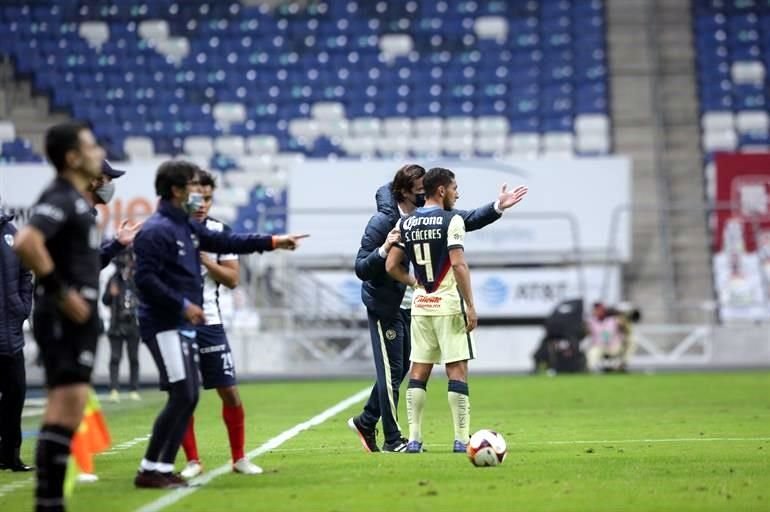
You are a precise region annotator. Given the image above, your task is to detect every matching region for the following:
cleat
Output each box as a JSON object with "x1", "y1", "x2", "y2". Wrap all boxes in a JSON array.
[
  {"x1": 129, "y1": 391, "x2": 142, "y2": 401},
  {"x1": 453, "y1": 440, "x2": 467, "y2": 453},
  {"x1": 347, "y1": 416, "x2": 379, "y2": 453},
  {"x1": 382, "y1": 437, "x2": 409, "y2": 453},
  {"x1": 77, "y1": 473, "x2": 99, "y2": 483},
  {"x1": 134, "y1": 470, "x2": 187, "y2": 489},
  {"x1": 109, "y1": 389, "x2": 120, "y2": 403},
  {"x1": 406, "y1": 441, "x2": 423, "y2": 453},
  {"x1": 180, "y1": 460, "x2": 203, "y2": 479},
  {"x1": 233, "y1": 458, "x2": 263, "y2": 475}
]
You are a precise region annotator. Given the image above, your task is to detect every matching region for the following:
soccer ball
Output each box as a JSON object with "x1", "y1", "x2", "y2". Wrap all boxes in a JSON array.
[{"x1": 466, "y1": 429, "x2": 507, "y2": 467}]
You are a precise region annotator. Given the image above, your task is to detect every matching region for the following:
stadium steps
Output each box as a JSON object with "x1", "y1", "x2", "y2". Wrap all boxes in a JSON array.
[
  {"x1": 607, "y1": 0, "x2": 713, "y2": 324},
  {"x1": 0, "y1": 56, "x2": 70, "y2": 154}
]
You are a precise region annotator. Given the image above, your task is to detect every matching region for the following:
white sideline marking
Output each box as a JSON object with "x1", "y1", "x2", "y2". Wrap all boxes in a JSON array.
[
  {"x1": 263, "y1": 436, "x2": 770, "y2": 454},
  {"x1": 100, "y1": 435, "x2": 152, "y2": 456},
  {"x1": 135, "y1": 387, "x2": 371, "y2": 512},
  {"x1": 0, "y1": 477, "x2": 33, "y2": 498}
]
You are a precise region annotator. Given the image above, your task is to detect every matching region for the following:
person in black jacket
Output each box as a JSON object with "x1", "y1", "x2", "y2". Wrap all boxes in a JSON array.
[
  {"x1": 101, "y1": 250, "x2": 140, "y2": 401},
  {"x1": 0, "y1": 205, "x2": 34, "y2": 471},
  {"x1": 347, "y1": 164, "x2": 527, "y2": 452}
]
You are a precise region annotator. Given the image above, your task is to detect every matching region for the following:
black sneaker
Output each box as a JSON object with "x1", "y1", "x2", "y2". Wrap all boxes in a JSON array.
[
  {"x1": 382, "y1": 437, "x2": 409, "y2": 453},
  {"x1": 0, "y1": 459, "x2": 33, "y2": 472},
  {"x1": 134, "y1": 470, "x2": 187, "y2": 489},
  {"x1": 347, "y1": 416, "x2": 379, "y2": 452}
]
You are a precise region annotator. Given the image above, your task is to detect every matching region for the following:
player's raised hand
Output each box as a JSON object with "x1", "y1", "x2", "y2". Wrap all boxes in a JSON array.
[
  {"x1": 59, "y1": 289, "x2": 92, "y2": 324},
  {"x1": 273, "y1": 233, "x2": 310, "y2": 250},
  {"x1": 116, "y1": 219, "x2": 143, "y2": 246},
  {"x1": 497, "y1": 184, "x2": 529, "y2": 211}
]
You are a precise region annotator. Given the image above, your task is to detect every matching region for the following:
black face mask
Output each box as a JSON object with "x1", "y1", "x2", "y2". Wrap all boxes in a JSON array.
[{"x1": 413, "y1": 193, "x2": 426, "y2": 207}]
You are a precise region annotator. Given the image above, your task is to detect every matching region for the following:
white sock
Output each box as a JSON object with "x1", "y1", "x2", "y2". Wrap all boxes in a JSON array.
[
  {"x1": 140, "y1": 459, "x2": 158, "y2": 472},
  {"x1": 406, "y1": 386, "x2": 427, "y2": 443}
]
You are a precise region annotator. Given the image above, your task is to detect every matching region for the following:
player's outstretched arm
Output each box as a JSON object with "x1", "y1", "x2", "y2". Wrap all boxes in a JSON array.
[
  {"x1": 272, "y1": 233, "x2": 309, "y2": 250},
  {"x1": 458, "y1": 183, "x2": 528, "y2": 233},
  {"x1": 449, "y1": 247, "x2": 477, "y2": 333}
]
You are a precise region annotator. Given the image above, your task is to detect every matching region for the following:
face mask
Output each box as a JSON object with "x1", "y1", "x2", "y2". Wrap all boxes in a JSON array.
[
  {"x1": 94, "y1": 181, "x2": 116, "y2": 204},
  {"x1": 413, "y1": 193, "x2": 426, "y2": 207},
  {"x1": 185, "y1": 192, "x2": 204, "y2": 214}
]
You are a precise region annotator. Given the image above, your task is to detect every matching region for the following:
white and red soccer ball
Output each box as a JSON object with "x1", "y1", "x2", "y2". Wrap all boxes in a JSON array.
[{"x1": 466, "y1": 429, "x2": 507, "y2": 467}]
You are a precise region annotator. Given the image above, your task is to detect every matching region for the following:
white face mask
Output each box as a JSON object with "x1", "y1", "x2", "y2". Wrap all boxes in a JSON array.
[
  {"x1": 185, "y1": 192, "x2": 204, "y2": 214},
  {"x1": 94, "y1": 181, "x2": 116, "y2": 204}
]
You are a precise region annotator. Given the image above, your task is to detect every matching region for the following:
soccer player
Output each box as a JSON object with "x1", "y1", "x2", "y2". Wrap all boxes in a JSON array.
[
  {"x1": 133, "y1": 160, "x2": 306, "y2": 489},
  {"x1": 386, "y1": 167, "x2": 477, "y2": 454},
  {"x1": 179, "y1": 170, "x2": 261, "y2": 477},
  {"x1": 14, "y1": 122, "x2": 106, "y2": 511},
  {"x1": 348, "y1": 164, "x2": 527, "y2": 452}
]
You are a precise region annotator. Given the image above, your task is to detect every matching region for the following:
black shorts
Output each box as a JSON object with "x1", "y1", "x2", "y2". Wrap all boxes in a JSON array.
[
  {"x1": 197, "y1": 324, "x2": 236, "y2": 389},
  {"x1": 142, "y1": 328, "x2": 200, "y2": 392},
  {"x1": 33, "y1": 305, "x2": 100, "y2": 388}
]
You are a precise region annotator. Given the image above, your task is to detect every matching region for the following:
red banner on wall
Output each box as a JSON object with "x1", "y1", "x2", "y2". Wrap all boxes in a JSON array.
[
  {"x1": 713, "y1": 153, "x2": 770, "y2": 321},
  {"x1": 714, "y1": 153, "x2": 770, "y2": 252}
]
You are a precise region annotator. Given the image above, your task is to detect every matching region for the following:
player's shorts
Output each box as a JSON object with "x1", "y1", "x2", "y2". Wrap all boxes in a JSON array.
[
  {"x1": 196, "y1": 324, "x2": 236, "y2": 389},
  {"x1": 33, "y1": 303, "x2": 100, "y2": 388},
  {"x1": 409, "y1": 313, "x2": 476, "y2": 365},
  {"x1": 142, "y1": 328, "x2": 200, "y2": 392}
]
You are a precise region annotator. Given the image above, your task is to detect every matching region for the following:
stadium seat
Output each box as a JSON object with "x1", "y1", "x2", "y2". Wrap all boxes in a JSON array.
[
  {"x1": 735, "y1": 110, "x2": 769, "y2": 133},
  {"x1": 0, "y1": 121, "x2": 15, "y2": 143},
  {"x1": 701, "y1": 111, "x2": 735, "y2": 132},
  {"x1": 383, "y1": 117, "x2": 413, "y2": 137},
  {"x1": 137, "y1": 20, "x2": 169, "y2": 44},
  {"x1": 184, "y1": 136, "x2": 215, "y2": 159},
  {"x1": 413, "y1": 117, "x2": 444, "y2": 137},
  {"x1": 473, "y1": 16, "x2": 508, "y2": 42},
  {"x1": 123, "y1": 136, "x2": 155, "y2": 159},
  {"x1": 247, "y1": 135, "x2": 279, "y2": 155},
  {"x1": 214, "y1": 135, "x2": 246, "y2": 159},
  {"x1": 702, "y1": 129, "x2": 738, "y2": 152},
  {"x1": 78, "y1": 21, "x2": 109, "y2": 48}
]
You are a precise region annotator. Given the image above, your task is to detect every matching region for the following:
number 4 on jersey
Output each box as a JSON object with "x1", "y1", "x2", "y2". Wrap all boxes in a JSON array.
[{"x1": 414, "y1": 242, "x2": 434, "y2": 282}]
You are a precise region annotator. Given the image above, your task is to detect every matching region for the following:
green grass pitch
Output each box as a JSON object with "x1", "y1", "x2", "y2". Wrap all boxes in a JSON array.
[{"x1": 1, "y1": 371, "x2": 768, "y2": 511}]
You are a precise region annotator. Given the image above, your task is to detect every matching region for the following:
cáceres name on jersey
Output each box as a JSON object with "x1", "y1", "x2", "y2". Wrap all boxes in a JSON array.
[
  {"x1": 27, "y1": 177, "x2": 101, "y2": 308},
  {"x1": 395, "y1": 205, "x2": 466, "y2": 316}
]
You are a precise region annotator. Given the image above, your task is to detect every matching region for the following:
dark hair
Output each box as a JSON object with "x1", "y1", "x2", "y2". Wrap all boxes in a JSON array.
[
  {"x1": 423, "y1": 167, "x2": 455, "y2": 197},
  {"x1": 45, "y1": 121, "x2": 89, "y2": 173},
  {"x1": 198, "y1": 169, "x2": 217, "y2": 189},
  {"x1": 155, "y1": 160, "x2": 200, "y2": 199},
  {"x1": 391, "y1": 164, "x2": 426, "y2": 201}
]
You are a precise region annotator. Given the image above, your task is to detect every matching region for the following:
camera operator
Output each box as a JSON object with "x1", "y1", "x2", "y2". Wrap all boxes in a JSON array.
[{"x1": 585, "y1": 302, "x2": 639, "y2": 372}]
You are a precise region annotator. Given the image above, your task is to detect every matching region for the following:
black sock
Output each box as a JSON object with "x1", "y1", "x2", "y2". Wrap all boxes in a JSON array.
[
  {"x1": 408, "y1": 378, "x2": 427, "y2": 390},
  {"x1": 35, "y1": 424, "x2": 74, "y2": 512}
]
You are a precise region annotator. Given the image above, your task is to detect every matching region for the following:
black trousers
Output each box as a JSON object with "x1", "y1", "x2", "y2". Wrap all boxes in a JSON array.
[
  {"x1": 0, "y1": 350, "x2": 26, "y2": 463},
  {"x1": 108, "y1": 331, "x2": 140, "y2": 391},
  {"x1": 359, "y1": 308, "x2": 411, "y2": 444}
]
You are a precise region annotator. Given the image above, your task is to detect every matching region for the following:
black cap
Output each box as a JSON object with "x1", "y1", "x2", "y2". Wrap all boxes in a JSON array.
[{"x1": 102, "y1": 160, "x2": 126, "y2": 179}]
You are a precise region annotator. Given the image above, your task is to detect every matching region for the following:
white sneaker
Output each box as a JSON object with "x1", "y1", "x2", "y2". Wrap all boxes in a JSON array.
[
  {"x1": 109, "y1": 389, "x2": 120, "y2": 403},
  {"x1": 77, "y1": 473, "x2": 99, "y2": 483},
  {"x1": 129, "y1": 391, "x2": 141, "y2": 401},
  {"x1": 180, "y1": 460, "x2": 203, "y2": 479},
  {"x1": 232, "y1": 458, "x2": 263, "y2": 475}
]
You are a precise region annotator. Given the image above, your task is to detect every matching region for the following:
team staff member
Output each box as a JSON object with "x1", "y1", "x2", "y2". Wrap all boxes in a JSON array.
[
  {"x1": 133, "y1": 161, "x2": 307, "y2": 489},
  {"x1": 14, "y1": 121, "x2": 106, "y2": 512},
  {"x1": 348, "y1": 164, "x2": 527, "y2": 452},
  {"x1": 0, "y1": 203, "x2": 33, "y2": 472}
]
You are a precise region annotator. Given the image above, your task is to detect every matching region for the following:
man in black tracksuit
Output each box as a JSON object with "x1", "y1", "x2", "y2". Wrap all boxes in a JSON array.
[
  {"x1": 0, "y1": 206, "x2": 34, "y2": 471},
  {"x1": 133, "y1": 161, "x2": 307, "y2": 488},
  {"x1": 347, "y1": 164, "x2": 527, "y2": 452}
]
